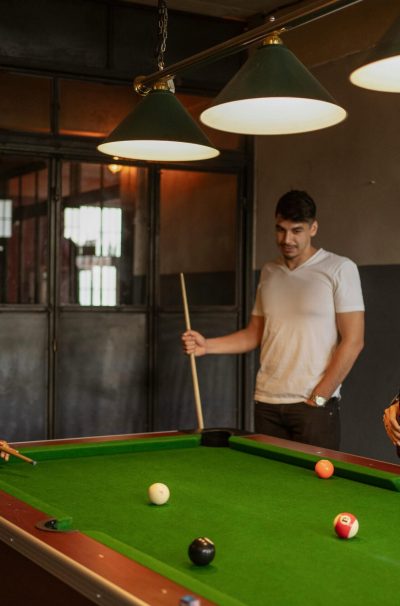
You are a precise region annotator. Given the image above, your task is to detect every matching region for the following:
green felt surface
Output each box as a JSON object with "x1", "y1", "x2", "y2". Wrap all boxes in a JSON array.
[
  {"x1": 1, "y1": 435, "x2": 400, "y2": 606},
  {"x1": 231, "y1": 436, "x2": 400, "y2": 491}
]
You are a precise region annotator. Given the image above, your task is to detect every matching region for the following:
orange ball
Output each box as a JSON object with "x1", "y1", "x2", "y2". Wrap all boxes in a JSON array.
[{"x1": 315, "y1": 459, "x2": 334, "y2": 479}]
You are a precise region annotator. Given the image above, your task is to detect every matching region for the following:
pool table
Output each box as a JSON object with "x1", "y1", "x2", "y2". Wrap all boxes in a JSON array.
[{"x1": 1, "y1": 430, "x2": 400, "y2": 606}]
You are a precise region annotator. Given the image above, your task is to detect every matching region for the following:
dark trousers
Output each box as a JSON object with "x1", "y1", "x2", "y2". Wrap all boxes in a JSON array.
[{"x1": 254, "y1": 399, "x2": 341, "y2": 450}]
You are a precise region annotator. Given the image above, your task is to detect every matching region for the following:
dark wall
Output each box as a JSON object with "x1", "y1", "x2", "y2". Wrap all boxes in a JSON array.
[
  {"x1": 0, "y1": 0, "x2": 245, "y2": 91},
  {"x1": 0, "y1": 312, "x2": 47, "y2": 441},
  {"x1": 155, "y1": 313, "x2": 241, "y2": 431},
  {"x1": 340, "y1": 265, "x2": 400, "y2": 464},
  {"x1": 55, "y1": 312, "x2": 148, "y2": 438},
  {"x1": 0, "y1": 0, "x2": 250, "y2": 444},
  {"x1": 2, "y1": 0, "x2": 398, "y2": 466},
  {"x1": 254, "y1": 23, "x2": 400, "y2": 463}
]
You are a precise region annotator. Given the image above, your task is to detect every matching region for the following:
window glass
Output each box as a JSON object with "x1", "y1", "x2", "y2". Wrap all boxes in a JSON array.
[
  {"x1": 60, "y1": 162, "x2": 148, "y2": 306},
  {"x1": 159, "y1": 170, "x2": 237, "y2": 306},
  {"x1": 0, "y1": 72, "x2": 243, "y2": 150},
  {"x1": 0, "y1": 72, "x2": 51, "y2": 133},
  {"x1": 59, "y1": 80, "x2": 134, "y2": 138},
  {"x1": 0, "y1": 155, "x2": 48, "y2": 304},
  {"x1": 0, "y1": 199, "x2": 12, "y2": 238}
]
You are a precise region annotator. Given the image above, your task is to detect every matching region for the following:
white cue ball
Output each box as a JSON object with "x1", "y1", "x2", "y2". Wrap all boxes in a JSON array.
[{"x1": 148, "y1": 482, "x2": 170, "y2": 505}]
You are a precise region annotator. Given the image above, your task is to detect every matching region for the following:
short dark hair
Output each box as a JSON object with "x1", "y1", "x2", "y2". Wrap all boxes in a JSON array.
[{"x1": 275, "y1": 190, "x2": 316, "y2": 223}]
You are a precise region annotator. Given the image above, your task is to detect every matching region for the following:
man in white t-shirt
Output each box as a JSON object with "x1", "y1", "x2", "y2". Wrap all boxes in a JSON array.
[{"x1": 182, "y1": 190, "x2": 365, "y2": 449}]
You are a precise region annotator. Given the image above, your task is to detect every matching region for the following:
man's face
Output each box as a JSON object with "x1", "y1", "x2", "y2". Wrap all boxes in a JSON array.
[{"x1": 275, "y1": 215, "x2": 318, "y2": 264}]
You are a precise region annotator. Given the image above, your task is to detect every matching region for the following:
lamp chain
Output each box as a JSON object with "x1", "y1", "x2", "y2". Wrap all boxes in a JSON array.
[{"x1": 156, "y1": 0, "x2": 168, "y2": 70}]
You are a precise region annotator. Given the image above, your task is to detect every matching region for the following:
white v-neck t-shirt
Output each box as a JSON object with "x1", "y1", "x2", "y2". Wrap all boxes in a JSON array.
[{"x1": 252, "y1": 249, "x2": 364, "y2": 404}]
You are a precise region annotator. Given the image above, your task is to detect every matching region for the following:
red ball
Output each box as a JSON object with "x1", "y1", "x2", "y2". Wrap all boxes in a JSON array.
[
  {"x1": 315, "y1": 459, "x2": 334, "y2": 479},
  {"x1": 334, "y1": 512, "x2": 359, "y2": 539}
]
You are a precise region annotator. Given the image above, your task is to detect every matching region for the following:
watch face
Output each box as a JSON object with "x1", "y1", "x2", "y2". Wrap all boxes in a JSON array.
[{"x1": 314, "y1": 395, "x2": 327, "y2": 407}]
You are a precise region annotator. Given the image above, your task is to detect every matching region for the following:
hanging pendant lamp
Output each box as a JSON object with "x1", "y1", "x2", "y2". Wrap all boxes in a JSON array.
[
  {"x1": 350, "y1": 16, "x2": 400, "y2": 92},
  {"x1": 98, "y1": 81, "x2": 219, "y2": 162},
  {"x1": 200, "y1": 34, "x2": 347, "y2": 135},
  {"x1": 98, "y1": 0, "x2": 219, "y2": 162}
]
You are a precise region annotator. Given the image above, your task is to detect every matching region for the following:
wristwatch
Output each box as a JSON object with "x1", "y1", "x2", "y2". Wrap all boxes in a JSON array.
[{"x1": 310, "y1": 394, "x2": 328, "y2": 407}]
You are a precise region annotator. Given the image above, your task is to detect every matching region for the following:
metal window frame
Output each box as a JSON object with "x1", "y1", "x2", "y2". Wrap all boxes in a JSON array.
[{"x1": 0, "y1": 61, "x2": 254, "y2": 438}]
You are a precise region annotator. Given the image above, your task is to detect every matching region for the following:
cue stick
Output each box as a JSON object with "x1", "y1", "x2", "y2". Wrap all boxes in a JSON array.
[
  {"x1": 180, "y1": 273, "x2": 205, "y2": 431},
  {"x1": 0, "y1": 441, "x2": 37, "y2": 465}
]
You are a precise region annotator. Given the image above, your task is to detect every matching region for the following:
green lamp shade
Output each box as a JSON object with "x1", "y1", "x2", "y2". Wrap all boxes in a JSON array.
[
  {"x1": 98, "y1": 89, "x2": 219, "y2": 161},
  {"x1": 350, "y1": 17, "x2": 400, "y2": 92},
  {"x1": 200, "y1": 43, "x2": 347, "y2": 135}
]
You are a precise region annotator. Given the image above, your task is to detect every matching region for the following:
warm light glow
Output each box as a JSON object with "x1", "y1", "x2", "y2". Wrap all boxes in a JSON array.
[
  {"x1": 107, "y1": 164, "x2": 123, "y2": 174},
  {"x1": 350, "y1": 55, "x2": 400, "y2": 92},
  {"x1": 98, "y1": 140, "x2": 220, "y2": 161},
  {"x1": 200, "y1": 97, "x2": 347, "y2": 135}
]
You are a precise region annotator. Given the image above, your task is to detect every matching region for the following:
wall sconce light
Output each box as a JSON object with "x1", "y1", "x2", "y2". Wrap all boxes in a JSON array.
[
  {"x1": 350, "y1": 16, "x2": 400, "y2": 92},
  {"x1": 98, "y1": 1, "x2": 219, "y2": 162},
  {"x1": 200, "y1": 33, "x2": 347, "y2": 135},
  {"x1": 107, "y1": 163, "x2": 123, "y2": 174}
]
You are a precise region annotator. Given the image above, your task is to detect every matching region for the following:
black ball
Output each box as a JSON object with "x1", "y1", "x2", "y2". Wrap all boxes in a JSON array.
[{"x1": 188, "y1": 537, "x2": 215, "y2": 566}]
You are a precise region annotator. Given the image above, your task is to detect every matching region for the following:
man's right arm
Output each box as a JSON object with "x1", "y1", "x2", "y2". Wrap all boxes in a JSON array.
[{"x1": 181, "y1": 314, "x2": 265, "y2": 357}]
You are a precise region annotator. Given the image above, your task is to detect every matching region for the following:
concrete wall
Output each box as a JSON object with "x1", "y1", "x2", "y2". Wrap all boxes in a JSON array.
[
  {"x1": 254, "y1": 52, "x2": 400, "y2": 267},
  {"x1": 253, "y1": 0, "x2": 400, "y2": 462}
]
